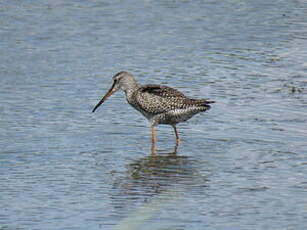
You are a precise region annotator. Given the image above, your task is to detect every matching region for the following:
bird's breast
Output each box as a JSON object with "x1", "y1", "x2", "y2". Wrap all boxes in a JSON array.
[{"x1": 125, "y1": 92, "x2": 154, "y2": 121}]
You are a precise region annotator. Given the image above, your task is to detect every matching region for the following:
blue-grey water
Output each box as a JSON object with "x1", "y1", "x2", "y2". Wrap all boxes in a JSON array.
[{"x1": 1, "y1": 0, "x2": 307, "y2": 229}]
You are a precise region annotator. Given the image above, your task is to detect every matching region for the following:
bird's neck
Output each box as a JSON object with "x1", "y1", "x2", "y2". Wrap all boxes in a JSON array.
[
  {"x1": 124, "y1": 86, "x2": 137, "y2": 98},
  {"x1": 121, "y1": 82, "x2": 137, "y2": 98}
]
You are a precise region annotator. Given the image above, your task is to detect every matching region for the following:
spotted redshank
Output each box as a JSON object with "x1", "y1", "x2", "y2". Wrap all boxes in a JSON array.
[{"x1": 92, "y1": 71, "x2": 214, "y2": 152}]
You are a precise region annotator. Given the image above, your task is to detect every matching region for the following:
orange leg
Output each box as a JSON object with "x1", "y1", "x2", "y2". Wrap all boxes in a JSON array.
[
  {"x1": 151, "y1": 126, "x2": 157, "y2": 155},
  {"x1": 173, "y1": 125, "x2": 181, "y2": 145}
]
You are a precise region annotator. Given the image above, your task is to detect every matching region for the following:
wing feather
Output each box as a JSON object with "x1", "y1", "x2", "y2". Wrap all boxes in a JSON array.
[{"x1": 135, "y1": 84, "x2": 211, "y2": 114}]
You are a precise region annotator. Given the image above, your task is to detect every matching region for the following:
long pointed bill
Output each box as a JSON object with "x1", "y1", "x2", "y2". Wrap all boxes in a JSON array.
[{"x1": 92, "y1": 81, "x2": 117, "y2": 113}]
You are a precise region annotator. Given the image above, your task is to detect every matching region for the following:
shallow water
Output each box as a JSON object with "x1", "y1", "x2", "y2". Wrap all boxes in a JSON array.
[{"x1": 1, "y1": 0, "x2": 307, "y2": 229}]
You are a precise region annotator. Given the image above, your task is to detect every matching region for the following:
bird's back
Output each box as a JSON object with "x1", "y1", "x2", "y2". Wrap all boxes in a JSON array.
[{"x1": 128, "y1": 84, "x2": 214, "y2": 125}]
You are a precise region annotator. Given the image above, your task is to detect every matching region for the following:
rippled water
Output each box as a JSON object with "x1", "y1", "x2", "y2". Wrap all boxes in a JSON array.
[{"x1": 1, "y1": 0, "x2": 307, "y2": 229}]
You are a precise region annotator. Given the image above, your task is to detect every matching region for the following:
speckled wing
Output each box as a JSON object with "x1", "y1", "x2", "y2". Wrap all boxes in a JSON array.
[
  {"x1": 141, "y1": 84, "x2": 186, "y2": 98},
  {"x1": 135, "y1": 84, "x2": 212, "y2": 114}
]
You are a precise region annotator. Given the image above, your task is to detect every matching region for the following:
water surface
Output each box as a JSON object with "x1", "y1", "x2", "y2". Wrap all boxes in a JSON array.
[{"x1": 1, "y1": 0, "x2": 307, "y2": 229}]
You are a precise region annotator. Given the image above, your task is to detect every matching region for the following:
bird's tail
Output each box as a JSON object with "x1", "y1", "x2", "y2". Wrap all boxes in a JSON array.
[
  {"x1": 199, "y1": 99, "x2": 215, "y2": 111},
  {"x1": 205, "y1": 100, "x2": 215, "y2": 104},
  {"x1": 189, "y1": 99, "x2": 215, "y2": 111}
]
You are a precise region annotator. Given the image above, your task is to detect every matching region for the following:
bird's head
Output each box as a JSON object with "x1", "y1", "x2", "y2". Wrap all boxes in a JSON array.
[{"x1": 92, "y1": 71, "x2": 137, "y2": 113}]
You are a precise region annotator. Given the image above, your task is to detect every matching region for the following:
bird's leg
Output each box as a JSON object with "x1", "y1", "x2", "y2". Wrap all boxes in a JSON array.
[
  {"x1": 151, "y1": 126, "x2": 157, "y2": 144},
  {"x1": 172, "y1": 125, "x2": 181, "y2": 145},
  {"x1": 151, "y1": 126, "x2": 157, "y2": 155}
]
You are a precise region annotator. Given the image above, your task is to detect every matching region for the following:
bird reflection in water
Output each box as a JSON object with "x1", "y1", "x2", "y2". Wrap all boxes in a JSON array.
[
  {"x1": 109, "y1": 145, "x2": 209, "y2": 209},
  {"x1": 128, "y1": 146, "x2": 189, "y2": 186},
  {"x1": 109, "y1": 146, "x2": 209, "y2": 229}
]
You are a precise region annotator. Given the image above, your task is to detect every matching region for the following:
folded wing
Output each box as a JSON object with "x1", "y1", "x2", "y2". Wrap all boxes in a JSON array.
[{"x1": 135, "y1": 84, "x2": 214, "y2": 114}]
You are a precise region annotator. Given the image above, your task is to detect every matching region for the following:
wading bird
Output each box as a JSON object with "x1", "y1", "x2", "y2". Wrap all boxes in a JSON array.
[{"x1": 92, "y1": 71, "x2": 214, "y2": 153}]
